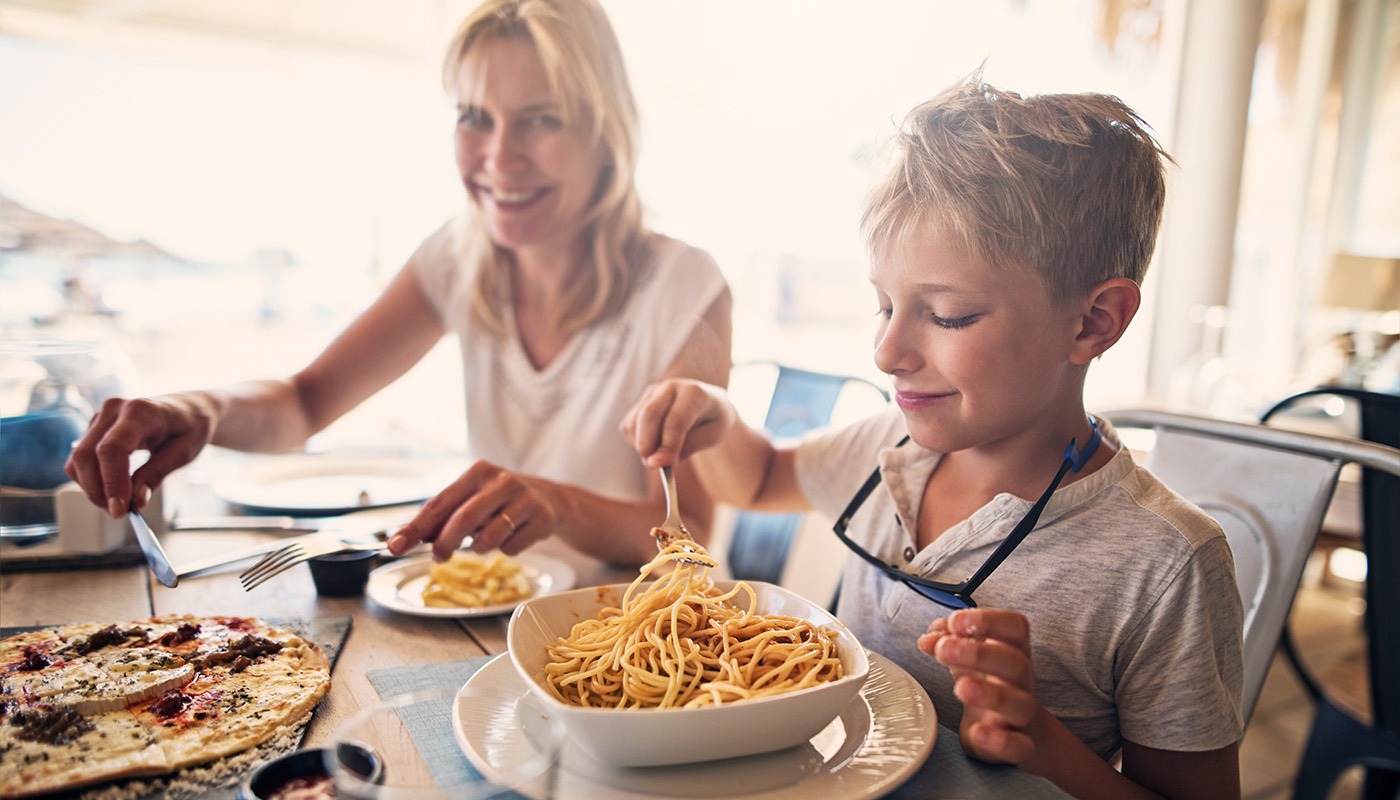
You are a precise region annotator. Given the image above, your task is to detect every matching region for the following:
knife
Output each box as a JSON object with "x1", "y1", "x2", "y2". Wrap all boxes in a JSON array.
[
  {"x1": 170, "y1": 505, "x2": 419, "y2": 536},
  {"x1": 128, "y1": 507, "x2": 179, "y2": 588},
  {"x1": 169, "y1": 515, "x2": 327, "y2": 533}
]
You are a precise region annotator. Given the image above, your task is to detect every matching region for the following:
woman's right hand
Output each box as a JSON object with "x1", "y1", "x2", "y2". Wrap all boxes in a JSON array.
[
  {"x1": 64, "y1": 393, "x2": 219, "y2": 517},
  {"x1": 386, "y1": 460, "x2": 559, "y2": 562},
  {"x1": 621, "y1": 379, "x2": 735, "y2": 468}
]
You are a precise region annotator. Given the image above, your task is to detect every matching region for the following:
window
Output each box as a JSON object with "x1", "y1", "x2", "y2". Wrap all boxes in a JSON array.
[{"x1": 0, "y1": 1, "x2": 1216, "y2": 448}]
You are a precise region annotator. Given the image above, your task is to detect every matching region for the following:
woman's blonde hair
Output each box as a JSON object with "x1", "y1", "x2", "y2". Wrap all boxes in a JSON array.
[
  {"x1": 444, "y1": 0, "x2": 647, "y2": 335},
  {"x1": 861, "y1": 69, "x2": 1172, "y2": 308}
]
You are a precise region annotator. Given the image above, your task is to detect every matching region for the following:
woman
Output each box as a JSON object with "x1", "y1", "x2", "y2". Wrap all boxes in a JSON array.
[{"x1": 64, "y1": 0, "x2": 732, "y2": 567}]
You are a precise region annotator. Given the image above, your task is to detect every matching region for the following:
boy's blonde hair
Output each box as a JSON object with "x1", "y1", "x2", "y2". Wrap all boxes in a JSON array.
[
  {"x1": 444, "y1": 0, "x2": 646, "y2": 336},
  {"x1": 862, "y1": 70, "x2": 1172, "y2": 308}
]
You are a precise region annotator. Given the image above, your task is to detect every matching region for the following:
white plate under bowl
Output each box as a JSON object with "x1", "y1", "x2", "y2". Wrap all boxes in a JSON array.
[
  {"x1": 211, "y1": 454, "x2": 465, "y2": 514},
  {"x1": 365, "y1": 553, "x2": 576, "y2": 618},
  {"x1": 454, "y1": 651, "x2": 936, "y2": 800}
]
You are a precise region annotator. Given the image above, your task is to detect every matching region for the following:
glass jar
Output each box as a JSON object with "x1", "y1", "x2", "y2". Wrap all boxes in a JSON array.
[{"x1": 0, "y1": 337, "x2": 135, "y2": 534}]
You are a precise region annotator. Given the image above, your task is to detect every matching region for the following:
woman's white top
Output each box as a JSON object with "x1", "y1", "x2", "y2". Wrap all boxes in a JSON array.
[{"x1": 412, "y1": 216, "x2": 728, "y2": 503}]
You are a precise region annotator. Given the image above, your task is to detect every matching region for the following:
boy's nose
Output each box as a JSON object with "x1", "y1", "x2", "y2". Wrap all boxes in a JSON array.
[{"x1": 873, "y1": 315, "x2": 922, "y2": 375}]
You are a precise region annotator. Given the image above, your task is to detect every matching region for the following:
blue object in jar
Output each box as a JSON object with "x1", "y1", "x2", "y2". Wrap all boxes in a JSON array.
[{"x1": 0, "y1": 409, "x2": 86, "y2": 489}]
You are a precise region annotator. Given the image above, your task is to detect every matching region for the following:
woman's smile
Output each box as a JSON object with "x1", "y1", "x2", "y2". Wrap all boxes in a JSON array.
[
  {"x1": 479, "y1": 184, "x2": 549, "y2": 207},
  {"x1": 475, "y1": 182, "x2": 551, "y2": 212}
]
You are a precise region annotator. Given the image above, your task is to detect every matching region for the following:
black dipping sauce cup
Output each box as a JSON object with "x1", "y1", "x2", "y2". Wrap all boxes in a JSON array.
[
  {"x1": 239, "y1": 744, "x2": 381, "y2": 800},
  {"x1": 307, "y1": 551, "x2": 378, "y2": 597}
]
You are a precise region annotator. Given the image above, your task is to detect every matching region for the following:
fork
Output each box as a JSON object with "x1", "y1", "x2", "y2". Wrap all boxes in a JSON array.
[
  {"x1": 238, "y1": 537, "x2": 385, "y2": 591},
  {"x1": 652, "y1": 465, "x2": 710, "y2": 565}
]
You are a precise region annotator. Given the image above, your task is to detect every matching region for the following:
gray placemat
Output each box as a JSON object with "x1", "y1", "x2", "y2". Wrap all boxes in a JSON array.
[
  {"x1": 365, "y1": 655, "x2": 1073, "y2": 800},
  {"x1": 365, "y1": 657, "x2": 518, "y2": 794}
]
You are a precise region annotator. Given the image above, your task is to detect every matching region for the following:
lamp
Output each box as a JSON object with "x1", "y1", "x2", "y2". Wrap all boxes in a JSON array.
[
  {"x1": 1321, "y1": 253, "x2": 1400, "y2": 311},
  {"x1": 1319, "y1": 253, "x2": 1400, "y2": 388}
]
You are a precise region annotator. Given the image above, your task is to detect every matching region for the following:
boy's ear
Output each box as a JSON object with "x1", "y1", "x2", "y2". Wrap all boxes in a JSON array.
[{"x1": 1068, "y1": 278, "x2": 1140, "y2": 365}]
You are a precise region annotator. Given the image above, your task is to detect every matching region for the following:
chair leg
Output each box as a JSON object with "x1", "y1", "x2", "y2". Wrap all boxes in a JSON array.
[
  {"x1": 1362, "y1": 768, "x2": 1399, "y2": 800},
  {"x1": 1293, "y1": 700, "x2": 1400, "y2": 800},
  {"x1": 1293, "y1": 701, "x2": 1371, "y2": 800}
]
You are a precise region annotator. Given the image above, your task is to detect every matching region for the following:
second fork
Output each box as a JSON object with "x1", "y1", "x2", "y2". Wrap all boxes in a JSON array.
[{"x1": 239, "y1": 538, "x2": 384, "y2": 590}]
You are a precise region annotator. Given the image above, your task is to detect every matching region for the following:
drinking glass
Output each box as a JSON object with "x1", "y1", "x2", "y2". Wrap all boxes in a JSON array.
[{"x1": 327, "y1": 685, "x2": 563, "y2": 799}]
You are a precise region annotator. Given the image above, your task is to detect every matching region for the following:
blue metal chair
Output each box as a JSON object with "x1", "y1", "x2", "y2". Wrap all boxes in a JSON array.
[
  {"x1": 1260, "y1": 387, "x2": 1400, "y2": 800},
  {"x1": 726, "y1": 363, "x2": 889, "y2": 586}
]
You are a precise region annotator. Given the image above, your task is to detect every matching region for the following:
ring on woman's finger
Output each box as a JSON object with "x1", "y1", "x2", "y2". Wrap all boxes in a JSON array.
[{"x1": 499, "y1": 512, "x2": 516, "y2": 533}]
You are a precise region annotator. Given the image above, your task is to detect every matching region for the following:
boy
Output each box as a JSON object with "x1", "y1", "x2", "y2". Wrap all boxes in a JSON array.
[{"x1": 622, "y1": 72, "x2": 1244, "y2": 800}]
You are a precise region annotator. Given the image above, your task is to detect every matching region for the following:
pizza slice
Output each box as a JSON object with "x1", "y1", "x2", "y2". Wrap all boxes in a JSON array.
[
  {"x1": 137, "y1": 615, "x2": 309, "y2": 666},
  {"x1": 0, "y1": 630, "x2": 63, "y2": 666},
  {"x1": 2, "y1": 622, "x2": 196, "y2": 713},
  {"x1": 0, "y1": 656, "x2": 127, "y2": 713},
  {"x1": 133, "y1": 661, "x2": 330, "y2": 770},
  {"x1": 0, "y1": 703, "x2": 168, "y2": 797},
  {"x1": 0, "y1": 630, "x2": 66, "y2": 701}
]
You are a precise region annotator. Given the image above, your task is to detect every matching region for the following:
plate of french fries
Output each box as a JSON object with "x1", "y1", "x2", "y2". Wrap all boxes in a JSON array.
[{"x1": 365, "y1": 551, "x2": 576, "y2": 617}]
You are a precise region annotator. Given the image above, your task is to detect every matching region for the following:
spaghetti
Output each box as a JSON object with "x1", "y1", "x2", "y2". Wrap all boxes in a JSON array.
[{"x1": 542, "y1": 540, "x2": 843, "y2": 708}]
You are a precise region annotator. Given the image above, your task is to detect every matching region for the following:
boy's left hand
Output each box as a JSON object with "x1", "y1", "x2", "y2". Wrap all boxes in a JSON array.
[{"x1": 918, "y1": 608, "x2": 1047, "y2": 766}]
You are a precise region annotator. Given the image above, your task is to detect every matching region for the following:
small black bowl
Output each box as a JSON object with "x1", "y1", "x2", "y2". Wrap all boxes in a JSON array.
[
  {"x1": 308, "y1": 551, "x2": 379, "y2": 597},
  {"x1": 239, "y1": 744, "x2": 382, "y2": 800}
]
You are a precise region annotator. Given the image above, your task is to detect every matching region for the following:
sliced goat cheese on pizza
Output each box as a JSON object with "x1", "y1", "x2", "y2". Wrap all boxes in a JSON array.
[
  {"x1": 2, "y1": 627, "x2": 194, "y2": 713},
  {"x1": 86, "y1": 647, "x2": 195, "y2": 708},
  {"x1": 0, "y1": 658, "x2": 127, "y2": 711}
]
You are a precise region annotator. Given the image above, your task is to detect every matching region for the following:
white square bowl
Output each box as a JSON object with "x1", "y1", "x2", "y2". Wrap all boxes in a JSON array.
[{"x1": 506, "y1": 580, "x2": 869, "y2": 767}]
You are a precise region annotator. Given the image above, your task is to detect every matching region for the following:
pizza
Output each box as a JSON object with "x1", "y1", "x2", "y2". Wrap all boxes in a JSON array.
[{"x1": 0, "y1": 615, "x2": 331, "y2": 798}]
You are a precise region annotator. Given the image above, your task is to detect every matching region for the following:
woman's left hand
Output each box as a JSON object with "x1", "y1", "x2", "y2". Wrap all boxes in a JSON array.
[
  {"x1": 386, "y1": 460, "x2": 559, "y2": 561},
  {"x1": 918, "y1": 608, "x2": 1047, "y2": 766}
]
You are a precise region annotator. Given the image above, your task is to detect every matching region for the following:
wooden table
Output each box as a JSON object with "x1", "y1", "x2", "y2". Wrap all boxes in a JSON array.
[
  {"x1": 0, "y1": 525, "x2": 631, "y2": 752},
  {"x1": 1, "y1": 469, "x2": 1070, "y2": 799}
]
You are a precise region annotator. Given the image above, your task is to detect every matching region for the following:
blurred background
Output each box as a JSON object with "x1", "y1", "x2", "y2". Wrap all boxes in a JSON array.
[{"x1": 1, "y1": 0, "x2": 1397, "y2": 453}]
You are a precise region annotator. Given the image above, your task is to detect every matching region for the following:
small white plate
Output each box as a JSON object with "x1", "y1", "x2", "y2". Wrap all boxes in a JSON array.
[
  {"x1": 454, "y1": 651, "x2": 936, "y2": 800},
  {"x1": 365, "y1": 553, "x2": 576, "y2": 618},
  {"x1": 211, "y1": 454, "x2": 466, "y2": 514}
]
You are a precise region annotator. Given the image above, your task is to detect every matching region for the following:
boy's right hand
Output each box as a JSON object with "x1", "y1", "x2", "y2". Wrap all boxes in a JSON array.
[
  {"x1": 621, "y1": 379, "x2": 735, "y2": 468},
  {"x1": 64, "y1": 395, "x2": 216, "y2": 518}
]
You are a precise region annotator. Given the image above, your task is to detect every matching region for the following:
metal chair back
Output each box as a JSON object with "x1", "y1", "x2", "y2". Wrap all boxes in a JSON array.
[
  {"x1": 1258, "y1": 387, "x2": 1400, "y2": 799},
  {"x1": 1103, "y1": 409, "x2": 1400, "y2": 727}
]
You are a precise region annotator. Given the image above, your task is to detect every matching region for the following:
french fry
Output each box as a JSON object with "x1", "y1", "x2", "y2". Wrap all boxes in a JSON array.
[{"x1": 421, "y1": 552, "x2": 533, "y2": 608}]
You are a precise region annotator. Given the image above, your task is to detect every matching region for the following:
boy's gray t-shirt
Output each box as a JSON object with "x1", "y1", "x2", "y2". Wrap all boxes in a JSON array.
[{"x1": 795, "y1": 408, "x2": 1245, "y2": 758}]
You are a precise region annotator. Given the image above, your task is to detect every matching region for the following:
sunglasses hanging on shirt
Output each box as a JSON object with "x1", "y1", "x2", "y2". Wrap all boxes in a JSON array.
[{"x1": 831, "y1": 416, "x2": 1102, "y2": 609}]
